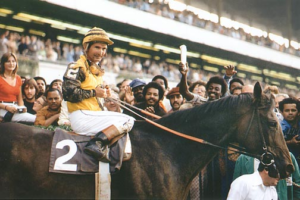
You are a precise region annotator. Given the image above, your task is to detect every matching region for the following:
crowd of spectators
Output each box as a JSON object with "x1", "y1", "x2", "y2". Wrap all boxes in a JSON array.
[
  {"x1": 0, "y1": 30, "x2": 81, "y2": 63},
  {"x1": 112, "y1": 0, "x2": 300, "y2": 57},
  {"x1": 0, "y1": 28, "x2": 300, "y2": 97}
]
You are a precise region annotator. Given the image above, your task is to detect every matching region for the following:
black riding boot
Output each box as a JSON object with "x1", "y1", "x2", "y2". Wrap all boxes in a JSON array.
[{"x1": 84, "y1": 132, "x2": 110, "y2": 162}]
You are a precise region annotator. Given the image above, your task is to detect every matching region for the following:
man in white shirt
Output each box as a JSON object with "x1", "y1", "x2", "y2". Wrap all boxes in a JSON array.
[{"x1": 227, "y1": 163, "x2": 279, "y2": 200}]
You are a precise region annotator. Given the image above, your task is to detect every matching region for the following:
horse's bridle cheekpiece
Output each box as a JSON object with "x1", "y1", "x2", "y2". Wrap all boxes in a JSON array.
[{"x1": 244, "y1": 104, "x2": 279, "y2": 178}]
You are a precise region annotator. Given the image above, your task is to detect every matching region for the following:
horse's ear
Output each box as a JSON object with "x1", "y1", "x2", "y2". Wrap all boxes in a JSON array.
[{"x1": 253, "y1": 82, "x2": 262, "y2": 100}]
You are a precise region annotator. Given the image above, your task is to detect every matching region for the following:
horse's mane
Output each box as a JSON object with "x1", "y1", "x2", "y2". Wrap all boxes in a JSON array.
[{"x1": 157, "y1": 93, "x2": 254, "y2": 127}]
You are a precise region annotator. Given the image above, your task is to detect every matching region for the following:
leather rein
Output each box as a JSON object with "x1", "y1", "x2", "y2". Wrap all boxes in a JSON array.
[{"x1": 109, "y1": 97, "x2": 271, "y2": 159}]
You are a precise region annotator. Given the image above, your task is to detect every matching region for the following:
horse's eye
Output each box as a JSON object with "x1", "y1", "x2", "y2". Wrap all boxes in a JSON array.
[{"x1": 268, "y1": 121, "x2": 277, "y2": 127}]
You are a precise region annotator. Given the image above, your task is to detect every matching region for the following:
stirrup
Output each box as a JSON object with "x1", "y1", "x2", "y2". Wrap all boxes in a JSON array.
[
  {"x1": 98, "y1": 145, "x2": 110, "y2": 163},
  {"x1": 84, "y1": 142, "x2": 110, "y2": 163}
]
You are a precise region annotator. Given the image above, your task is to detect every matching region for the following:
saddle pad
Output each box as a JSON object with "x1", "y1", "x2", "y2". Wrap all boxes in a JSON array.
[{"x1": 49, "y1": 128, "x2": 98, "y2": 175}]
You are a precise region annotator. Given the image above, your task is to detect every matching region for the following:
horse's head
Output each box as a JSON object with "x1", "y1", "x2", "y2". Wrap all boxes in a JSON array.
[{"x1": 236, "y1": 82, "x2": 294, "y2": 179}]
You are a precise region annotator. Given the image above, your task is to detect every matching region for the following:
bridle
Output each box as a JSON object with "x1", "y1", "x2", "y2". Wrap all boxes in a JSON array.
[
  {"x1": 110, "y1": 98, "x2": 276, "y2": 160},
  {"x1": 111, "y1": 97, "x2": 281, "y2": 177},
  {"x1": 243, "y1": 103, "x2": 279, "y2": 178},
  {"x1": 109, "y1": 95, "x2": 284, "y2": 179}
]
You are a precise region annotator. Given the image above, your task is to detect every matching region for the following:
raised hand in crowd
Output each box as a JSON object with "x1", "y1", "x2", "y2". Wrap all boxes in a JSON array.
[
  {"x1": 124, "y1": 85, "x2": 135, "y2": 104},
  {"x1": 178, "y1": 62, "x2": 196, "y2": 102},
  {"x1": 178, "y1": 62, "x2": 189, "y2": 76},
  {"x1": 224, "y1": 65, "x2": 237, "y2": 78}
]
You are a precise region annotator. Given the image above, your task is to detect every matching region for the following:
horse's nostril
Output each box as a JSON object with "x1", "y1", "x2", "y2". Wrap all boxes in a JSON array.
[{"x1": 286, "y1": 164, "x2": 295, "y2": 174}]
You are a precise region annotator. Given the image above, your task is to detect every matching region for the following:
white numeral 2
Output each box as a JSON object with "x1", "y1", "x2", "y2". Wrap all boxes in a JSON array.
[{"x1": 54, "y1": 139, "x2": 77, "y2": 171}]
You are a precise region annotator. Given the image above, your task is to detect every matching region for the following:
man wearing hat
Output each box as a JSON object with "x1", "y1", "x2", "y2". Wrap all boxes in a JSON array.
[
  {"x1": 166, "y1": 87, "x2": 184, "y2": 113},
  {"x1": 124, "y1": 81, "x2": 166, "y2": 120},
  {"x1": 62, "y1": 27, "x2": 135, "y2": 162},
  {"x1": 125, "y1": 78, "x2": 146, "y2": 105}
]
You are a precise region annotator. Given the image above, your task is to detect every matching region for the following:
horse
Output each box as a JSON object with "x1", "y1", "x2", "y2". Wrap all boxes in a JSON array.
[{"x1": 0, "y1": 82, "x2": 293, "y2": 199}]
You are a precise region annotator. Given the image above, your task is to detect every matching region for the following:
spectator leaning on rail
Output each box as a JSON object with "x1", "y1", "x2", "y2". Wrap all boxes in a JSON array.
[
  {"x1": 34, "y1": 88, "x2": 62, "y2": 127},
  {"x1": 49, "y1": 79, "x2": 70, "y2": 126},
  {"x1": 62, "y1": 27, "x2": 135, "y2": 162}
]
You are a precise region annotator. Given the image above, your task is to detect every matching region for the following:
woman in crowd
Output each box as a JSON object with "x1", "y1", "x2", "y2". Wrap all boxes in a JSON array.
[{"x1": 0, "y1": 52, "x2": 35, "y2": 123}]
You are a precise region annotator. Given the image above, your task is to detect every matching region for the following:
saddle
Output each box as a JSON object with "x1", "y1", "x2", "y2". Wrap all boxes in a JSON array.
[{"x1": 49, "y1": 128, "x2": 131, "y2": 175}]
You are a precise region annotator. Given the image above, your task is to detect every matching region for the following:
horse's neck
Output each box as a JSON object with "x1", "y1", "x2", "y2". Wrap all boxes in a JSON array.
[
  {"x1": 130, "y1": 123, "x2": 225, "y2": 181},
  {"x1": 120, "y1": 97, "x2": 253, "y2": 198},
  {"x1": 137, "y1": 103, "x2": 249, "y2": 173}
]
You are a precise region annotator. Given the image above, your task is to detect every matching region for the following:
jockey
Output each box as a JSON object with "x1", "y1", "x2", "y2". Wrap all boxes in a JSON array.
[{"x1": 62, "y1": 27, "x2": 135, "y2": 162}]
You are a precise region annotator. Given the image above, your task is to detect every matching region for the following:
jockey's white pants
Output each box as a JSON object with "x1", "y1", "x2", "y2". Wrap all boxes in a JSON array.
[
  {"x1": 69, "y1": 110, "x2": 135, "y2": 136},
  {"x1": 0, "y1": 103, "x2": 36, "y2": 123}
]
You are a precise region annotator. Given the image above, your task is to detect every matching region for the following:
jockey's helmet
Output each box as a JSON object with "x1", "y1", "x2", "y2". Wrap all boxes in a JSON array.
[{"x1": 82, "y1": 27, "x2": 114, "y2": 50}]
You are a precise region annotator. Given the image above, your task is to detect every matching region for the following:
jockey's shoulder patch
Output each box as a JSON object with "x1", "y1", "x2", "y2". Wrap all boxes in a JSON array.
[
  {"x1": 68, "y1": 61, "x2": 87, "y2": 71},
  {"x1": 64, "y1": 63, "x2": 81, "y2": 80},
  {"x1": 68, "y1": 62, "x2": 79, "y2": 69}
]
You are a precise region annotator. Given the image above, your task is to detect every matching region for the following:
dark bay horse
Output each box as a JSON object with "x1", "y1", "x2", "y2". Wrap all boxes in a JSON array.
[{"x1": 0, "y1": 83, "x2": 293, "y2": 199}]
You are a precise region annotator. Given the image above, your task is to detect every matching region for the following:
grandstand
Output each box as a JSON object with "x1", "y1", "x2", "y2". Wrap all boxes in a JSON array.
[{"x1": 1, "y1": 0, "x2": 300, "y2": 95}]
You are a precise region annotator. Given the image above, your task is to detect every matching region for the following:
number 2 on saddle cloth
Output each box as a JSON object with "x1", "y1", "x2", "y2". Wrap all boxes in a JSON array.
[{"x1": 49, "y1": 128, "x2": 129, "y2": 175}]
